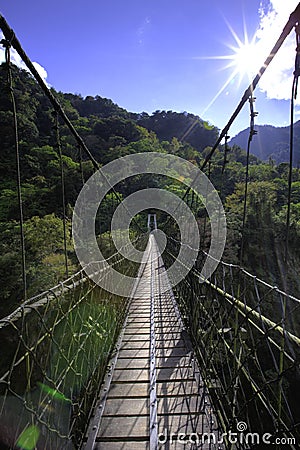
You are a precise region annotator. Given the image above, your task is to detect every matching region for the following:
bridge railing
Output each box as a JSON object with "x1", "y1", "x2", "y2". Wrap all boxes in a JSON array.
[
  {"x1": 0, "y1": 234, "x2": 148, "y2": 449},
  {"x1": 164, "y1": 239, "x2": 300, "y2": 448}
]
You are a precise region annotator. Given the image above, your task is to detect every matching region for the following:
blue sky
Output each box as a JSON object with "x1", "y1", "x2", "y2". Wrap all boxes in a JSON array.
[{"x1": 0, "y1": 0, "x2": 299, "y2": 137}]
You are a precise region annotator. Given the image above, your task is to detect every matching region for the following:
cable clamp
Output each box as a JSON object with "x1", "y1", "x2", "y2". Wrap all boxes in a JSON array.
[
  {"x1": 0, "y1": 31, "x2": 15, "y2": 48},
  {"x1": 0, "y1": 38, "x2": 10, "y2": 48},
  {"x1": 294, "y1": 45, "x2": 300, "y2": 78}
]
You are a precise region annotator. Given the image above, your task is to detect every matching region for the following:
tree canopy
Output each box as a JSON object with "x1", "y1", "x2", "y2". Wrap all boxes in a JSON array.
[{"x1": 1, "y1": 63, "x2": 300, "y2": 315}]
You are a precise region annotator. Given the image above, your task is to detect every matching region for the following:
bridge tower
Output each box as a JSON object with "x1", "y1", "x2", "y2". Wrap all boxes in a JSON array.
[{"x1": 147, "y1": 213, "x2": 157, "y2": 231}]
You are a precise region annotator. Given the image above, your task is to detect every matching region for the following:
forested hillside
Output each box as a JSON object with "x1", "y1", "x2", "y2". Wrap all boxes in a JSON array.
[
  {"x1": 230, "y1": 122, "x2": 300, "y2": 165},
  {"x1": 1, "y1": 63, "x2": 300, "y2": 316}
]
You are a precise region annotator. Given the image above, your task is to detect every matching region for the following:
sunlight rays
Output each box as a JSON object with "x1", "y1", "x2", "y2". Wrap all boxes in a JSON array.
[
  {"x1": 198, "y1": 17, "x2": 265, "y2": 117},
  {"x1": 224, "y1": 17, "x2": 262, "y2": 81}
]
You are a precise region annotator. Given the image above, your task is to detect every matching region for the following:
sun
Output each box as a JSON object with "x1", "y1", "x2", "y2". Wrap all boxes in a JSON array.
[
  {"x1": 230, "y1": 41, "x2": 258, "y2": 78},
  {"x1": 200, "y1": 20, "x2": 263, "y2": 117},
  {"x1": 226, "y1": 21, "x2": 261, "y2": 82}
]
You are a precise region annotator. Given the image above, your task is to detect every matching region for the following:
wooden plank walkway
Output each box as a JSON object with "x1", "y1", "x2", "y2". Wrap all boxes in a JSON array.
[{"x1": 83, "y1": 235, "x2": 222, "y2": 449}]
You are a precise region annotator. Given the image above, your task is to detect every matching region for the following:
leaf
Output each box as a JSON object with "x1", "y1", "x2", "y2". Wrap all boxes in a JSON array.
[
  {"x1": 37, "y1": 382, "x2": 70, "y2": 402},
  {"x1": 16, "y1": 425, "x2": 40, "y2": 450}
]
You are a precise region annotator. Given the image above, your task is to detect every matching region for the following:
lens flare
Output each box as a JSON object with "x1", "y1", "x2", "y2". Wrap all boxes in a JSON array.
[{"x1": 198, "y1": 18, "x2": 265, "y2": 117}]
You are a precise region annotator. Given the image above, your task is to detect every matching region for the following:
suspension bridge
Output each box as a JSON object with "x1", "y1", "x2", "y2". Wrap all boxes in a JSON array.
[{"x1": 1, "y1": 4, "x2": 300, "y2": 450}]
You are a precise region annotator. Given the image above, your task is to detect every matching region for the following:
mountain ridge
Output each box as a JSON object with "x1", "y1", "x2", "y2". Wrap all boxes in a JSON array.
[{"x1": 230, "y1": 121, "x2": 300, "y2": 165}]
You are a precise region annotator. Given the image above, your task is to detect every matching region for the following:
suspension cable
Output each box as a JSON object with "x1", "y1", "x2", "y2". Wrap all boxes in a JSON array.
[
  {"x1": 222, "y1": 133, "x2": 230, "y2": 175},
  {"x1": 0, "y1": 15, "x2": 145, "y2": 237},
  {"x1": 162, "y1": 5, "x2": 300, "y2": 238},
  {"x1": 239, "y1": 94, "x2": 258, "y2": 266},
  {"x1": 2, "y1": 38, "x2": 27, "y2": 300},
  {"x1": 200, "y1": 3, "x2": 300, "y2": 172},
  {"x1": 286, "y1": 23, "x2": 300, "y2": 261},
  {"x1": 0, "y1": 16, "x2": 99, "y2": 170},
  {"x1": 173, "y1": 3, "x2": 300, "y2": 210}
]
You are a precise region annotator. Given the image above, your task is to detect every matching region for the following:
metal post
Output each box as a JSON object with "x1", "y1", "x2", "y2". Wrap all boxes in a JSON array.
[{"x1": 149, "y1": 236, "x2": 158, "y2": 449}]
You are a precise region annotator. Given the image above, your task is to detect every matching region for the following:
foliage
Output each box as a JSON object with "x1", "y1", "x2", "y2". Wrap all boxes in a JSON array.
[
  {"x1": 135, "y1": 109, "x2": 219, "y2": 152},
  {"x1": 230, "y1": 122, "x2": 300, "y2": 165},
  {"x1": 0, "y1": 215, "x2": 75, "y2": 316},
  {"x1": 1, "y1": 62, "x2": 300, "y2": 313}
]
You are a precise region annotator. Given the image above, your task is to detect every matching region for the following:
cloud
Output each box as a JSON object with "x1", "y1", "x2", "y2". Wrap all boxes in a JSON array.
[
  {"x1": 256, "y1": 0, "x2": 299, "y2": 101},
  {"x1": 0, "y1": 32, "x2": 49, "y2": 85},
  {"x1": 137, "y1": 17, "x2": 151, "y2": 45},
  {"x1": 32, "y1": 61, "x2": 48, "y2": 84}
]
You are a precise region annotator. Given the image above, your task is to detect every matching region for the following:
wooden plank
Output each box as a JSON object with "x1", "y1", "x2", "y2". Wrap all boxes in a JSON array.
[
  {"x1": 104, "y1": 398, "x2": 149, "y2": 416},
  {"x1": 156, "y1": 356, "x2": 191, "y2": 368},
  {"x1": 157, "y1": 395, "x2": 204, "y2": 415},
  {"x1": 155, "y1": 343, "x2": 186, "y2": 351},
  {"x1": 126, "y1": 318, "x2": 150, "y2": 324},
  {"x1": 113, "y1": 368, "x2": 149, "y2": 383},
  {"x1": 117, "y1": 349, "x2": 150, "y2": 359},
  {"x1": 156, "y1": 380, "x2": 200, "y2": 396},
  {"x1": 157, "y1": 413, "x2": 208, "y2": 435},
  {"x1": 94, "y1": 441, "x2": 149, "y2": 450},
  {"x1": 155, "y1": 324, "x2": 181, "y2": 330},
  {"x1": 130, "y1": 300, "x2": 149, "y2": 303},
  {"x1": 154, "y1": 319, "x2": 181, "y2": 324},
  {"x1": 125, "y1": 325, "x2": 150, "y2": 331},
  {"x1": 154, "y1": 334, "x2": 183, "y2": 342},
  {"x1": 128, "y1": 306, "x2": 150, "y2": 311},
  {"x1": 85, "y1": 236, "x2": 220, "y2": 450},
  {"x1": 108, "y1": 382, "x2": 149, "y2": 398},
  {"x1": 115, "y1": 358, "x2": 149, "y2": 369},
  {"x1": 120, "y1": 341, "x2": 150, "y2": 350},
  {"x1": 155, "y1": 346, "x2": 188, "y2": 358},
  {"x1": 156, "y1": 367, "x2": 195, "y2": 382},
  {"x1": 115, "y1": 356, "x2": 192, "y2": 370},
  {"x1": 127, "y1": 314, "x2": 150, "y2": 320},
  {"x1": 98, "y1": 416, "x2": 149, "y2": 438},
  {"x1": 122, "y1": 333, "x2": 151, "y2": 340}
]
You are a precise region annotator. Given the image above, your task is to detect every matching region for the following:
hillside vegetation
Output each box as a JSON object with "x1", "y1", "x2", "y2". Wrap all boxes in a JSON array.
[
  {"x1": 1, "y1": 63, "x2": 300, "y2": 316},
  {"x1": 230, "y1": 122, "x2": 300, "y2": 165}
]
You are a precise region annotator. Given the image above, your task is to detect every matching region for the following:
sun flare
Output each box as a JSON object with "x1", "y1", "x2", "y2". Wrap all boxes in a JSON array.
[
  {"x1": 232, "y1": 42, "x2": 258, "y2": 77},
  {"x1": 200, "y1": 20, "x2": 264, "y2": 117},
  {"x1": 226, "y1": 23, "x2": 262, "y2": 82}
]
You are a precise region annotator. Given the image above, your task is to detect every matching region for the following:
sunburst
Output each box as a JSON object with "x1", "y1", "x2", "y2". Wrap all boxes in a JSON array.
[
  {"x1": 224, "y1": 19, "x2": 261, "y2": 82},
  {"x1": 199, "y1": 18, "x2": 263, "y2": 117}
]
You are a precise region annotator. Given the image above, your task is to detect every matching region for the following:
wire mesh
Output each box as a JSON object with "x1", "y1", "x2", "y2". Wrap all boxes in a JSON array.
[
  {"x1": 0, "y1": 238, "x2": 147, "y2": 449},
  {"x1": 164, "y1": 238, "x2": 300, "y2": 447}
]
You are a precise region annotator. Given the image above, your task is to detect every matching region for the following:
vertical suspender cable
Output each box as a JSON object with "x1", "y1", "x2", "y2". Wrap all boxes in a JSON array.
[
  {"x1": 240, "y1": 95, "x2": 258, "y2": 266},
  {"x1": 2, "y1": 38, "x2": 27, "y2": 300},
  {"x1": 222, "y1": 133, "x2": 230, "y2": 176},
  {"x1": 286, "y1": 24, "x2": 300, "y2": 261},
  {"x1": 164, "y1": 3, "x2": 300, "y2": 227},
  {"x1": 54, "y1": 112, "x2": 69, "y2": 278},
  {"x1": 78, "y1": 144, "x2": 85, "y2": 186},
  {"x1": 286, "y1": 78, "x2": 296, "y2": 262},
  {"x1": 200, "y1": 3, "x2": 300, "y2": 173},
  {"x1": 0, "y1": 16, "x2": 100, "y2": 171},
  {"x1": 0, "y1": 16, "x2": 143, "y2": 236},
  {"x1": 201, "y1": 160, "x2": 211, "y2": 250},
  {"x1": 163, "y1": 3, "x2": 300, "y2": 234}
]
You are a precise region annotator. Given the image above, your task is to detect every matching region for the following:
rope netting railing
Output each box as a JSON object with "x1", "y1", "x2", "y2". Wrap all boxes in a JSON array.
[
  {"x1": 0, "y1": 12, "x2": 150, "y2": 449},
  {"x1": 0, "y1": 234, "x2": 148, "y2": 449},
  {"x1": 1, "y1": 3, "x2": 300, "y2": 449},
  {"x1": 156, "y1": 8, "x2": 300, "y2": 445},
  {"x1": 0, "y1": 14, "x2": 145, "y2": 313},
  {"x1": 164, "y1": 238, "x2": 300, "y2": 448}
]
